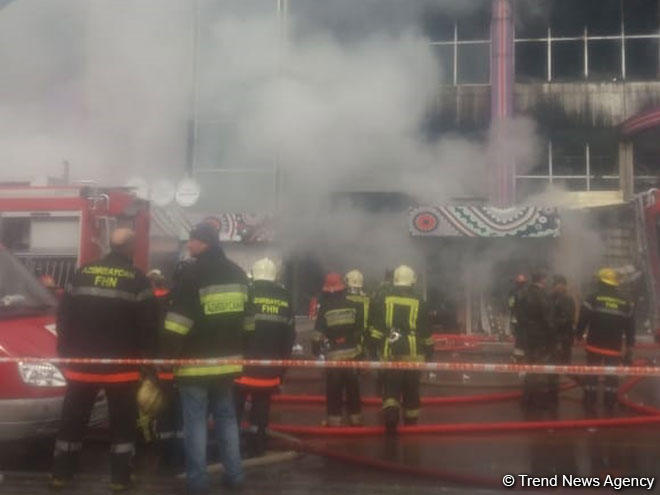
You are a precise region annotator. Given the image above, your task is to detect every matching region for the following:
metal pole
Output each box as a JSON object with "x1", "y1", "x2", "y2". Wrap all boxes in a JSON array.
[
  {"x1": 621, "y1": 0, "x2": 626, "y2": 80},
  {"x1": 583, "y1": 26, "x2": 589, "y2": 79},
  {"x1": 453, "y1": 22, "x2": 458, "y2": 86},
  {"x1": 586, "y1": 143, "x2": 591, "y2": 191},
  {"x1": 548, "y1": 139, "x2": 553, "y2": 185},
  {"x1": 547, "y1": 27, "x2": 552, "y2": 82}
]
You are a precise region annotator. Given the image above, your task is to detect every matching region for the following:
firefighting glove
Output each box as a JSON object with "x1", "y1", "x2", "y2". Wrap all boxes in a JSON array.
[
  {"x1": 137, "y1": 378, "x2": 165, "y2": 417},
  {"x1": 623, "y1": 348, "x2": 633, "y2": 366}
]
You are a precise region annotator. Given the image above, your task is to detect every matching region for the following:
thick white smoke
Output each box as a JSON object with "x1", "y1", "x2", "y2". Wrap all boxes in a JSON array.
[{"x1": 0, "y1": 0, "x2": 191, "y2": 183}]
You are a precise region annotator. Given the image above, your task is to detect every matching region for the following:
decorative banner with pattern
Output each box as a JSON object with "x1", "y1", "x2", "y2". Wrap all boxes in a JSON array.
[
  {"x1": 218, "y1": 213, "x2": 274, "y2": 242},
  {"x1": 409, "y1": 206, "x2": 560, "y2": 238}
]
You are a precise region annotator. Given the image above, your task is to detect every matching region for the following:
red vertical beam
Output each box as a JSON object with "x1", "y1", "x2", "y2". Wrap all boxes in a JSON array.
[{"x1": 490, "y1": 0, "x2": 515, "y2": 206}]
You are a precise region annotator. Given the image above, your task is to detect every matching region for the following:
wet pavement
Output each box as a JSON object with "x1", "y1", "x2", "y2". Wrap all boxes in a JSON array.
[{"x1": 1, "y1": 338, "x2": 659, "y2": 494}]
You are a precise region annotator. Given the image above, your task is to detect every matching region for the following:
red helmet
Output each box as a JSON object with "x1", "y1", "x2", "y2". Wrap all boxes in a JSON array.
[
  {"x1": 515, "y1": 274, "x2": 528, "y2": 284},
  {"x1": 322, "y1": 272, "x2": 346, "y2": 293}
]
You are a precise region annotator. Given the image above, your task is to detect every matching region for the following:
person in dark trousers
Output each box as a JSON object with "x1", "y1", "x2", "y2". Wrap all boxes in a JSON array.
[
  {"x1": 161, "y1": 223, "x2": 248, "y2": 494},
  {"x1": 576, "y1": 268, "x2": 634, "y2": 414},
  {"x1": 516, "y1": 270, "x2": 555, "y2": 411},
  {"x1": 509, "y1": 274, "x2": 528, "y2": 363},
  {"x1": 235, "y1": 257, "x2": 295, "y2": 457},
  {"x1": 145, "y1": 269, "x2": 184, "y2": 471},
  {"x1": 51, "y1": 229, "x2": 159, "y2": 492},
  {"x1": 313, "y1": 272, "x2": 364, "y2": 427},
  {"x1": 548, "y1": 274, "x2": 576, "y2": 405},
  {"x1": 370, "y1": 265, "x2": 433, "y2": 433}
]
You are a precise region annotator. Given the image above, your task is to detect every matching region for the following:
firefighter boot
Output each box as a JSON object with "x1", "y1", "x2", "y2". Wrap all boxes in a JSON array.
[
  {"x1": 348, "y1": 413, "x2": 364, "y2": 427},
  {"x1": 383, "y1": 406, "x2": 399, "y2": 435},
  {"x1": 109, "y1": 451, "x2": 134, "y2": 491},
  {"x1": 50, "y1": 440, "x2": 81, "y2": 489}
]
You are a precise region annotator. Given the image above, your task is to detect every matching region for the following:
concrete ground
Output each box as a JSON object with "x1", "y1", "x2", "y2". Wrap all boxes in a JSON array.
[{"x1": 1, "y1": 334, "x2": 659, "y2": 494}]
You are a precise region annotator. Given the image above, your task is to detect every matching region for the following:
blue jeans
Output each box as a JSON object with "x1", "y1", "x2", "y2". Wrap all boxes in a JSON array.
[{"x1": 179, "y1": 382, "x2": 244, "y2": 492}]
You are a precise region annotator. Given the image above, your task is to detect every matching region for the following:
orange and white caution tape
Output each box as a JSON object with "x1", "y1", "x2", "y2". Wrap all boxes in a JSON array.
[{"x1": 1, "y1": 356, "x2": 660, "y2": 377}]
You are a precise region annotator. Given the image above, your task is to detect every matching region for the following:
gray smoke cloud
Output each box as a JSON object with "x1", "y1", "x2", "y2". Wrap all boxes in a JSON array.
[
  {"x1": 0, "y1": 0, "x2": 191, "y2": 183},
  {"x1": 0, "y1": 0, "x2": 556, "y2": 298}
]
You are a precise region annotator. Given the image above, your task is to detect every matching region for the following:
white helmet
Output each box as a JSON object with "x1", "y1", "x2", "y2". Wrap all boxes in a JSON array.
[
  {"x1": 345, "y1": 269, "x2": 364, "y2": 290},
  {"x1": 252, "y1": 257, "x2": 277, "y2": 282},
  {"x1": 393, "y1": 265, "x2": 416, "y2": 287}
]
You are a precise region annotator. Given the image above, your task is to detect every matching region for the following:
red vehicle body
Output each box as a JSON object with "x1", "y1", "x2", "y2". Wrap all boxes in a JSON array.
[
  {"x1": 638, "y1": 188, "x2": 660, "y2": 342},
  {"x1": 0, "y1": 186, "x2": 150, "y2": 440}
]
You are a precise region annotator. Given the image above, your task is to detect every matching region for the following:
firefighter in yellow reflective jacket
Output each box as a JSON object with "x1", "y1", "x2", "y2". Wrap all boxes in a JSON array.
[
  {"x1": 313, "y1": 272, "x2": 364, "y2": 426},
  {"x1": 160, "y1": 223, "x2": 247, "y2": 493},
  {"x1": 345, "y1": 269, "x2": 371, "y2": 354},
  {"x1": 370, "y1": 265, "x2": 432, "y2": 433}
]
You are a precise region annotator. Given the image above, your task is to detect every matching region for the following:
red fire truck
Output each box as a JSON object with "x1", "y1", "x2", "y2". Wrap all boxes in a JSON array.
[{"x1": 0, "y1": 186, "x2": 150, "y2": 440}]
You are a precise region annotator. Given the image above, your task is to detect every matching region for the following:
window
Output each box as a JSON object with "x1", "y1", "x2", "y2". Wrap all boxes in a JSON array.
[
  {"x1": 457, "y1": 44, "x2": 490, "y2": 84},
  {"x1": 515, "y1": 41, "x2": 545, "y2": 81}
]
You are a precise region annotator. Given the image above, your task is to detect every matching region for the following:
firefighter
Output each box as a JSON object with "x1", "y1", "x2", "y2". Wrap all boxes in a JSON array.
[
  {"x1": 161, "y1": 223, "x2": 248, "y2": 493},
  {"x1": 235, "y1": 257, "x2": 295, "y2": 457},
  {"x1": 144, "y1": 268, "x2": 184, "y2": 470},
  {"x1": 312, "y1": 272, "x2": 364, "y2": 427},
  {"x1": 516, "y1": 270, "x2": 555, "y2": 410},
  {"x1": 548, "y1": 274, "x2": 576, "y2": 406},
  {"x1": 370, "y1": 265, "x2": 432, "y2": 433},
  {"x1": 345, "y1": 269, "x2": 370, "y2": 352},
  {"x1": 51, "y1": 228, "x2": 159, "y2": 492},
  {"x1": 509, "y1": 274, "x2": 528, "y2": 363},
  {"x1": 576, "y1": 268, "x2": 634, "y2": 413}
]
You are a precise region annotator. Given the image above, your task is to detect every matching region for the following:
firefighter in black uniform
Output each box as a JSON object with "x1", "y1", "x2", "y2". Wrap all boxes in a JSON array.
[
  {"x1": 161, "y1": 223, "x2": 248, "y2": 493},
  {"x1": 313, "y1": 272, "x2": 364, "y2": 427},
  {"x1": 235, "y1": 257, "x2": 295, "y2": 457},
  {"x1": 548, "y1": 274, "x2": 575, "y2": 405},
  {"x1": 517, "y1": 270, "x2": 555, "y2": 410},
  {"x1": 370, "y1": 265, "x2": 433, "y2": 433},
  {"x1": 144, "y1": 269, "x2": 184, "y2": 470},
  {"x1": 345, "y1": 269, "x2": 370, "y2": 350},
  {"x1": 576, "y1": 268, "x2": 634, "y2": 413},
  {"x1": 51, "y1": 229, "x2": 159, "y2": 491},
  {"x1": 509, "y1": 274, "x2": 528, "y2": 363}
]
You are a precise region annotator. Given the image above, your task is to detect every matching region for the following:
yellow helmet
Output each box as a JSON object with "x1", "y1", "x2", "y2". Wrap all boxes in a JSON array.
[
  {"x1": 252, "y1": 257, "x2": 277, "y2": 282},
  {"x1": 393, "y1": 265, "x2": 416, "y2": 287},
  {"x1": 345, "y1": 269, "x2": 364, "y2": 290},
  {"x1": 137, "y1": 379, "x2": 165, "y2": 417},
  {"x1": 598, "y1": 268, "x2": 619, "y2": 287}
]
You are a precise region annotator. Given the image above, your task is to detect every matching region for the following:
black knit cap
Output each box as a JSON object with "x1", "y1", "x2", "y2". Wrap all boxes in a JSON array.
[{"x1": 189, "y1": 222, "x2": 219, "y2": 247}]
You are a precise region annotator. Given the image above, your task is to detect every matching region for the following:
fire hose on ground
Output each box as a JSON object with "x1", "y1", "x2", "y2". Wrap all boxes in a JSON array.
[{"x1": 3, "y1": 356, "x2": 659, "y2": 487}]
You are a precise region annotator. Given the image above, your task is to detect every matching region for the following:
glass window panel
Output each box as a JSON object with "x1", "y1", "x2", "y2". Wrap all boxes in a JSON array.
[
  {"x1": 516, "y1": 179, "x2": 549, "y2": 202},
  {"x1": 588, "y1": 40, "x2": 622, "y2": 80},
  {"x1": 432, "y1": 44, "x2": 454, "y2": 85},
  {"x1": 623, "y1": 0, "x2": 659, "y2": 35},
  {"x1": 514, "y1": 0, "x2": 550, "y2": 38},
  {"x1": 591, "y1": 178, "x2": 620, "y2": 191},
  {"x1": 552, "y1": 40, "x2": 583, "y2": 80},
  {"x1": 589, "y1": 136, "x2": 618, "y2": 176},
  {"x1": 626, "y1": 39, "x2": 659, "y2": 80},
  {"x1": 550, "y1": 0, "x2": 587, "y2": 36},
  {"x1": 456, "y1": 0, "x2": 491, "y2": 40},
  {"x1": 423, "y1": 9, "x2": 454, "y2": 42},
  {"x1": 522, "y1": 139, "x2": 550, "y2": 176},
  {"x1": 457, "y1": 43, "x2": 490, "y2": 84},
  {"x1": 552, "y1": 179, "x2": 587, "y2": 191},
  {"x1": 552, "y1": 138, "x2": 585, "y2": 176},
  {"x1": 515, "y1": 41, "x2": 546, "y2": 81},
  {"x1": 585, "y1": 0, "x2": 621, "y2": 35}
]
